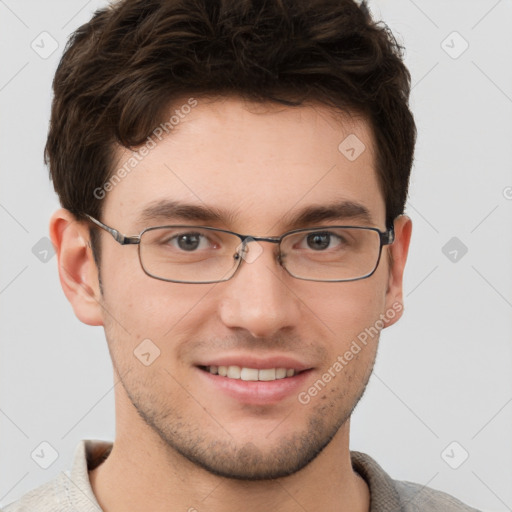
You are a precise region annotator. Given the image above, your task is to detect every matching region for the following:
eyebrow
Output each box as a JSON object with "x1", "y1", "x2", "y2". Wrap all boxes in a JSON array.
[
  {"x1": 136, "y1": 199, "x2": 374, "y2": 230},
  {"x1": 281, "y1": 201, "x2": 374, "y2": 228},
  {"x1": 138, "y1": 200, "x2": 229, "y2": 225}
]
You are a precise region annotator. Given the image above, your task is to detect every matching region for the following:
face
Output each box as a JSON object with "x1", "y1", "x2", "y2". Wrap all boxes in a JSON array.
[{"x1": 59, "y1": 96, "x2": 410, "y2": 480}]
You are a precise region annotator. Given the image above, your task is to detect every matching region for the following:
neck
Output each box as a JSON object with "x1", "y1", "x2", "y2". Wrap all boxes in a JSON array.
[{"x1": 89, "y1": 419, "x2": 369, "y2": 512}]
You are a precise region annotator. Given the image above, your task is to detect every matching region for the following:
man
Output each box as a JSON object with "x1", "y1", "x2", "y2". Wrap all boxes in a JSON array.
[{"x1": 5, "y1": 0, "x2": 479, "y2": 510}]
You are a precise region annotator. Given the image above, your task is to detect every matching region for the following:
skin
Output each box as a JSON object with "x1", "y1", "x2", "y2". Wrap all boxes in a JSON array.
[{"x1": 50, "y1": 96, "x2": 412, "y2": 512}]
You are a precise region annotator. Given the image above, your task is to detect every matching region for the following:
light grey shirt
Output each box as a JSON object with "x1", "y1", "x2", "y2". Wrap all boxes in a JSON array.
[{"x1": 3, "y1": 440, "x2": 481, "y2": 511}]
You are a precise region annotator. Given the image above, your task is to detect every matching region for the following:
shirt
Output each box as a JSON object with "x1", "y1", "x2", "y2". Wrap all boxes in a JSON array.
[{"x1": 3, "y1": 440, "x2": 481, "y2": 511}]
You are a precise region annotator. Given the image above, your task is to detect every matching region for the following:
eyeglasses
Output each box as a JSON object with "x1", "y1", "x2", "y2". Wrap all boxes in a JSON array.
[{"x1": 85, "y1": 214, "x2": 394, "y2": 284}]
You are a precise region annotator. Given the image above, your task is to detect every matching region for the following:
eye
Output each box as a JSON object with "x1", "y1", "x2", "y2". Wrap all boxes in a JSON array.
[
  {"x1": 303, "y1": 231, "x2": 345, "y2": 251},
  {"x1": 169, "y1": 232, "x2": 213, "y2": 251}
]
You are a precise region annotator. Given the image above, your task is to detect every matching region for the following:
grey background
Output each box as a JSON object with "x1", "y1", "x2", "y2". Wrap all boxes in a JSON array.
[{"x1": 1, "y1": 0, "x2": 511, "y2": 510}]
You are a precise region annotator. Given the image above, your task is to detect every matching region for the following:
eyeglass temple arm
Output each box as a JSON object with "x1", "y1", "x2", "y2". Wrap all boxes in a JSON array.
[
  {"x1": 382, "y1": 225, "x2": 395, "y2": 245},
  {"x1": 85, "y1": 214, "x2": 140, "y2": 245},
  {"x1": 85, "y1": 213, "x2": 395, "y2": 247}
]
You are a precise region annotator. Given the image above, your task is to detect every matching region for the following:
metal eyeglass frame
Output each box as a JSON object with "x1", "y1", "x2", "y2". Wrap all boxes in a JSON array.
[{"x1": 85, "y1": 214, "x2": 395, "y2": 284}]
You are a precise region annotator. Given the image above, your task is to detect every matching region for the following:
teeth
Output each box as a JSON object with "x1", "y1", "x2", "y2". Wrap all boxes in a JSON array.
[
  {"x1": 275, "y1": 368, "x2": 287, "y2": 379},
  {"x1": 241, "y1": 367, "x2": 259, "y2": 381},
  {"x1": 258, "y1": 368, "x2": 276, "y2": 381},
  {"x1": 207, "y1": 365, "x2": 296, "y2": 381},
  {"x1": 227, "y1": 365, "x2": 241, "y2": 379}
]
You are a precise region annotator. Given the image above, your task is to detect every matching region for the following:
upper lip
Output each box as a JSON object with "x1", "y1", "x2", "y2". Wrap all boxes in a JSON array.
[{"x1": 196, "y1": 355, "x2": 313, "y2": 372}]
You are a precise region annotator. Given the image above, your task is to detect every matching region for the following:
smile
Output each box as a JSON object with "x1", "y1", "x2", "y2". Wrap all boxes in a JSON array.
[{"x1": 201, "y1": 365, "x2": 298, "y2": 381}]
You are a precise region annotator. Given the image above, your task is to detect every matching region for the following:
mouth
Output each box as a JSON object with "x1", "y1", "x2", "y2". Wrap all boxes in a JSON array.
[
  {"x1": 194, "y1": 357, "x2": 314, "y2": 404},
  {"x1": 199, "y1": 365, "x2": 302, "y2": 381}
]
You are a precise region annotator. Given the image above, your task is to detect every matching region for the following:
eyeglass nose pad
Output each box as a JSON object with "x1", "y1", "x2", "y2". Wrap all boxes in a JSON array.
[
  {"x1": 233, "y1": 240, "x2": 247, "y2": 261},
  {"x1": 236, "y1": 238, "x2": 265, "y2": 264}
]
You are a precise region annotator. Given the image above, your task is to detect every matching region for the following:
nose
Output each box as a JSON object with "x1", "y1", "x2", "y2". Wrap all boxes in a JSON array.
[{"x1": 218, "y1": 240, "x2": 302, "y2": 338}]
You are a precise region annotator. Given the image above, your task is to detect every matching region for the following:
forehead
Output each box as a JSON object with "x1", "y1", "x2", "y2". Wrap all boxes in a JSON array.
[{"x1": 104, "y1": 96, "x2": 385, "y2": 231}]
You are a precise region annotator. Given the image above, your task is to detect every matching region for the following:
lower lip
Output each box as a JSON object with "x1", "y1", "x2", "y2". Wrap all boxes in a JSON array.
[{"x1": 196, "y1": 367, "x2": 313, "y2": 405}]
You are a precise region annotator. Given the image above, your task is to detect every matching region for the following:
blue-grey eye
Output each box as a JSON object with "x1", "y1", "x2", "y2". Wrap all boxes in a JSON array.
[
  {"x1": 306, "y1": 232, "x2": 339, "y2": 251},
  {"x1": 175, "y1": 233, "x2": 203, "y2": 251}
]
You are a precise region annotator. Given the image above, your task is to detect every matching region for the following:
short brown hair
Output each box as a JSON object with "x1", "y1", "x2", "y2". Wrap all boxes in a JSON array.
[{"x1": 46, "y1": 0, "x2": 416, "y2": 229}]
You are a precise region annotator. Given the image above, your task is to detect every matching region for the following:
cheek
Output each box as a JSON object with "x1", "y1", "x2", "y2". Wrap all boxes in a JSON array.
[
  {"x1": 100, "y1": 250, "x2": 218, "y2": 345},
  {"x1": 297, "y1": 277, "x2": 387, "y2": 343}
]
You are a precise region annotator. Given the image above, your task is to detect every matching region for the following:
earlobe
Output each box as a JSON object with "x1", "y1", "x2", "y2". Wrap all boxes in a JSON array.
[
  {"x1": 383, "y1": 215, "x2": 412, "y2": 328},
  {"x1": 49, "y1": 208, "x2": 104, "y2": 326}
]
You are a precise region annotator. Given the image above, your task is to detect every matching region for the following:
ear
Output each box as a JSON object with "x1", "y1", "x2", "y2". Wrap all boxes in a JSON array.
[
  {"x1": 383, "y1": 215, "x2": 412, "y2": 328},
  {"x1": 49, "y1": 208, "x2": 104, "y2": 326}
]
